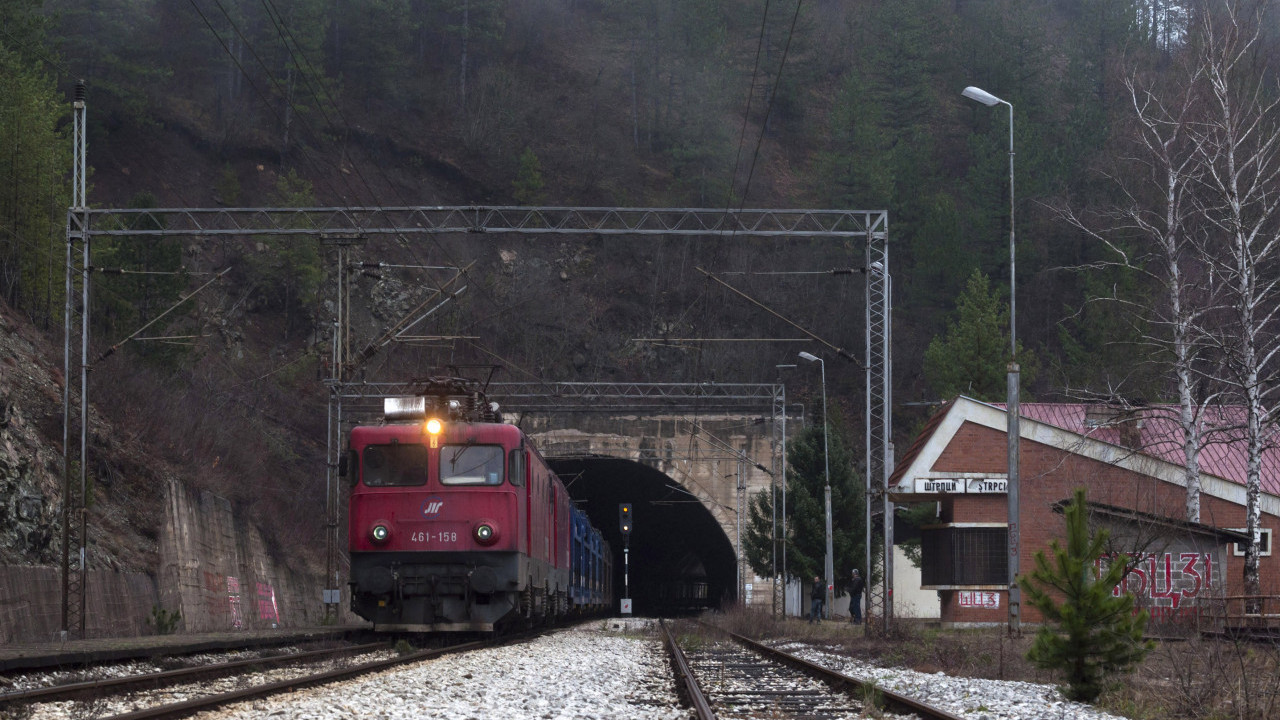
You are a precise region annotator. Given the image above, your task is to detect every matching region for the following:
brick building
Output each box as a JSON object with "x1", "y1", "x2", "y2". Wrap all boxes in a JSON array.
[{"x1": 888, "y1": 397, "x2": 1280, "y2": 628}]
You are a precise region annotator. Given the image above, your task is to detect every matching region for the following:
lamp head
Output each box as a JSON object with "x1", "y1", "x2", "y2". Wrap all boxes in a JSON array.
[
  {"x1": 962, "y1": 86, "x2": 1002, "y2": 107},
  {"x1": 798, "y1": 351, "x2": 820, "y2": 363}
]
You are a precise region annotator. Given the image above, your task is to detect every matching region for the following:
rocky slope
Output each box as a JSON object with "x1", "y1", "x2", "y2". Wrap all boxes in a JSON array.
[{"x1": 0, "y1": 300, "x2": 162, "y2": 572}]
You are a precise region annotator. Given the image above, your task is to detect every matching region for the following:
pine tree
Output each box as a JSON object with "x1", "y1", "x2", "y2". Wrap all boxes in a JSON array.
[
  {"x1": 743, "y1": 411, "x2": 867, "y2": 585},
  {"x1": 512, "y1": 147, "x2": 546, "y2": 205},
  {"x1": 923, "y1": 269, "x2": 1036, "y2": 400},
  {"x1": 1019, "y1": 487, "x2": 1153, "y2": 703}
]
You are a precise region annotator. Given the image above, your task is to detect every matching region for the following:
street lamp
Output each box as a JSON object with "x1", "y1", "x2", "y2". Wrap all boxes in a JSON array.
[
  {"x1": 798, "y1": 351, "x2": 834, "y2": 620},
  {"x1": 776, "y1": 363, "x2": 797, "y2": 616},
  {"x1": 963, "y1": 84, "x2": 1020, "y2": 635}
]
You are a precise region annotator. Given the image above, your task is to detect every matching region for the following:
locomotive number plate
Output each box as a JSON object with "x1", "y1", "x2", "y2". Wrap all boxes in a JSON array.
[{"x1": 410, "y1": 531, "x2": 458, "y2": 544}]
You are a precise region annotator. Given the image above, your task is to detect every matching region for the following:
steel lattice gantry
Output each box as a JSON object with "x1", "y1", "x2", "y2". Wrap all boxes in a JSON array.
[
  {"x1": 62, "y1": 202, "x2": 891, "y2": 628},
  {"x1": 865, "y1": 236, "x2": 893, "y2": 634}
]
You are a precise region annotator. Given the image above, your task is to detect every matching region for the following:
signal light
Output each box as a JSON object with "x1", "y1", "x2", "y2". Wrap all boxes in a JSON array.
[
  {"x1": 474, "y1": 523, "x2": 497, "y2": 545},
  {"x1": 619, "y1": 503, "x2": 632, "y2": 535},
  {"x1": 370, "y1": 524, "x2": 390, "y2": 543}
]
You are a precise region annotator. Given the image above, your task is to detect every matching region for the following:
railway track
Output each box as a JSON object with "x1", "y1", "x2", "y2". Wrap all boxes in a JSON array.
[
  {"x1": 1, "y1": 636, "x2": 496, "y2": 720},
  {"x1": 0, "y1": 641, "x2": 390, "y2": 708},
  {"x1": 661, "y1": 620, "x2": 965, "y2": 720}
]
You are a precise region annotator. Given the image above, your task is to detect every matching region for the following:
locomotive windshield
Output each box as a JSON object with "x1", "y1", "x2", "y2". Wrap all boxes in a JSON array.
[
  {"x1": 440, "y1": 444, "x2": 504, "y2": 485},
  {"x1": 361, "y1": 444, "x2": 429, "y2": 487}
]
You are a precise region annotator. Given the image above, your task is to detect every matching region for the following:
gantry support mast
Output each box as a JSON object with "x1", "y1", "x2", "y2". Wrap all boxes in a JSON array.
[
  {"x1": 60, "y1": 81, "x2": 89, "y2": 640},
  {"x1": 865, "y1": 236, "x2": 893, "y2": 634}
]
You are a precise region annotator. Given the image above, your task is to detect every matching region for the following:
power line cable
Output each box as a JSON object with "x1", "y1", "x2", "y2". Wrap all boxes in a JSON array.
[
  {"x1": 203, "y1": 0, "x2": 368, "y2": 204},
  {"x1": 739, "y1": 0, "x2": 804, "y2": 205},
  {"x1": 0, "y1": 25, "x2": 73, "y2": 76},
  {"x1": 198, "y1": 0, "x2": 521, "y2": 387},
  {"x1": 257, "y1": 0, "x2": 508, "y2": 317},
  {"x1": 727, "y1": 0, "x2": 773, "y2": 205}
]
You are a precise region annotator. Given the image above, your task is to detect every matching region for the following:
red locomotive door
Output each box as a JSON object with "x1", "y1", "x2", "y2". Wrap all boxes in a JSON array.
[{"x1": 526, "y1": 463, "x2": 535, "y2": 561}]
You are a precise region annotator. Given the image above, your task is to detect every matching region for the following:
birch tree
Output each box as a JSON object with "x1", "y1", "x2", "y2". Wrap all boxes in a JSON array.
[
  {"x1": 1059, "y1": 57, "x2": 1222, "y2": 523},
  {"x1": 1189, "y1": 0, "x2": 1280, "y2": 598}
]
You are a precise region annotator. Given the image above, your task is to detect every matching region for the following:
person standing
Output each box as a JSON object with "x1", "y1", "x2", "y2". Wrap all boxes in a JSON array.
[
  {"x1": 848, "y1": 569, "x2": 865, "y2": 624},
  {"x1": 809, "y1": 575, "x2": 824, "y2": 623}
]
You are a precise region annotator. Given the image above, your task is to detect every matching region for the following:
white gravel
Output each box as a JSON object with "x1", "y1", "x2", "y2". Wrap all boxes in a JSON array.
[
  {"x1": 780, "y1": 642, "x2": 1129, "y2": 720},
  {"x1": 194, "y1": 620, "x2": 686, "y2": 720},
  {"x1": 5, "y1": 623, "x2": 1141, "y2": 719}
]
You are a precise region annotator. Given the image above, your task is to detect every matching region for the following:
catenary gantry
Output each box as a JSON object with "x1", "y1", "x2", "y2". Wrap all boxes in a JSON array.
[{"x1": 61, "y1": 90, "x2": 892, "y2": 636}]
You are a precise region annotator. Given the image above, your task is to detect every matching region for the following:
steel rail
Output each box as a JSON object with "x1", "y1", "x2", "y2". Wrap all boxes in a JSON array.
[
  {"x1": 659, "y1": 620, "x2": 716, "y2": 720},
  {"x1": 0, "y1": 641, "x2": 390, "y2": 708},
  {"x1": 94, "y1": 638, "x2": 493, "y2": 720},
  {"x1": 698, "y1": 621, "x2": 966, "y2": 720},
  {"x1": 90, "y1": 625, "x2": 572, "y2": 720}
]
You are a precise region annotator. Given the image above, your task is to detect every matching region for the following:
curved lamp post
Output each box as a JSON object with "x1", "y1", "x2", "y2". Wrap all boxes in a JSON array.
[
  {"x1": 798, "y1": 351, "x2": 833, "y2": 619},
  {"x1": 962, "y1": 84, "x2": 1020, "y2": 635}
]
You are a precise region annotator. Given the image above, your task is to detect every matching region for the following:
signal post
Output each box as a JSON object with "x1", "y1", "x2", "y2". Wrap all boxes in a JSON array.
[{"x1": 619, "y1": 503, "x2": 632, "y2": 614}]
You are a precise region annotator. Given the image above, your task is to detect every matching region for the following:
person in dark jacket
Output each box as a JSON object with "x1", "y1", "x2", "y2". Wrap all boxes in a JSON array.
[
  {"x1": 848, "y1": 568, "x2": 865, "y2": 624},
  {"x1": 809, "y1": 575, "x2": 824, "y2": 623}
]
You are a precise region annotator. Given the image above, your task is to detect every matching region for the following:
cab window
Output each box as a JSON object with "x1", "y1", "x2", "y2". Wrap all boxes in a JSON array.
[
  {"x1": 508, "y1": 449, "x2": 526, "y2": 487},
  {"x1": 441, "y1": 445, "x2": 504, "y2": 485},
  {"x1": 361, "y1": 444, "x2": 429, "y2": 487}
]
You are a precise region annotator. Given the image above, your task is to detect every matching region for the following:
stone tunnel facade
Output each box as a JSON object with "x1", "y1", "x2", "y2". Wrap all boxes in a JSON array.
[{"x1": 524, "y1": 412, "x2": 790, "y2": 610}]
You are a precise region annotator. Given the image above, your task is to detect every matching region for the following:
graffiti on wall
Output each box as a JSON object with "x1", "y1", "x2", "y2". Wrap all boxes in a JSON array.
[
  {"x1": 226, "y1": 576, "x2": 244, "y2": 629},
  {"x1": 1099, "y1": 551, "x2": 1216, "y2": 622},
  {"x1": 256, "y1": 582, "x2": 279, "y2": 626},
  {"x1": 203, "y1": 572, "x2": 246, "y2": 629},
  {"x1": 201, "y1": 572, "x2": 280, "y2": 628}
]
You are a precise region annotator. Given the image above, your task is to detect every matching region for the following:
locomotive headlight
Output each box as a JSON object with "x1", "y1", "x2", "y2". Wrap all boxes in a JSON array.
[
  {"x1": 425, "y1": 418, "x2": 443, "y2": 435},
  {"x1": 473, "y1": 522, "x2": 498, "y2": 545},
  {"x1": 370, "y1": 524, "x2": 390, "y2": 543}
]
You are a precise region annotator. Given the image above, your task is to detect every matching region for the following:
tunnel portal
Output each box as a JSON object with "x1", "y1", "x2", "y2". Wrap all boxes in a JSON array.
[{"x1": 548, "y1": 457, "x2": 738, "y2": 615}]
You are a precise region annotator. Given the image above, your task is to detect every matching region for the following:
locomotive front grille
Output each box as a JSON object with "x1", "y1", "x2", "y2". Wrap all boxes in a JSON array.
[{"x1": 350, "y1": 551, "x2": 523, "y2": 629}]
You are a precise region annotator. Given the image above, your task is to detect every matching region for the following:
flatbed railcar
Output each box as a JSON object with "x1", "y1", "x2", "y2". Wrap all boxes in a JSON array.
[{"x1": 346, "y1": 377, "x2": 611, "y2": 632}]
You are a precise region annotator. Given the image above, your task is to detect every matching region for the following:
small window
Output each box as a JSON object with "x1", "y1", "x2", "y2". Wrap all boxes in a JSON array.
[
  {"x1": 1231, "y1": 528, "x2": 1273, "y2": 557},
  {"x1": 921, "y1": 527, "x2": 1008, "y2": 586},
  {"x1": 441, "y1": 444, "x2": 504, "y2": 485},
  {"x1": 361, "y1": 444, "x2": 429, "y2": 487},
  {"x1": 508, "y1": 449, "x2": 526, "y2": 486}
]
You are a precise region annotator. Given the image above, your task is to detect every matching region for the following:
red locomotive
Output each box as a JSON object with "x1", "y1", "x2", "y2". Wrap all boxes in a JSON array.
[{"x1": 346, "y1": 377, "x2": 611, "y2": 631}]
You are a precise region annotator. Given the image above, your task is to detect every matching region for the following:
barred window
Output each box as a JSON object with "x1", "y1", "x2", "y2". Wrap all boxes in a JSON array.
[{"x1": 921, "y1": 527, "x2": 1008, "y2": 586}]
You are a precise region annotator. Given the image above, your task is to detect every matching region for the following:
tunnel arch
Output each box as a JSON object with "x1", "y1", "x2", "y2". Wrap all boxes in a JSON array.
[{"x1": 547, "y1": 456, "x2": 738, "y2": 614}]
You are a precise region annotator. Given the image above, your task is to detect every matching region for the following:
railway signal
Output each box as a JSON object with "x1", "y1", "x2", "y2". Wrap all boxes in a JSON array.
[
  {"x1": 619, "y1": 502, "x2": 633, "y2": 614},
  {"x1": 619, "y1": 503, "x2": 632, "y2": 535}
]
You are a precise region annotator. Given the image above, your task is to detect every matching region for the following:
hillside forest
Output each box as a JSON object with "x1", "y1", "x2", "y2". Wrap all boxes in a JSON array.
[{"x1": 1, "y1": 0, "x2": 1279, "y2": 571}]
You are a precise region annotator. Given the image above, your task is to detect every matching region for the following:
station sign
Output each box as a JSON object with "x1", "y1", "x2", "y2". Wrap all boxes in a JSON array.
[{"x1": 911, "y1": 477, "x2": 1007, "y2": 494}]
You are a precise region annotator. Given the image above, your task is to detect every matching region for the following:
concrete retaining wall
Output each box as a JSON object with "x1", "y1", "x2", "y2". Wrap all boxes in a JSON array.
[
  {"x1": 0, "y1": 479, "x2": 331, "y2": 643},
  {"x1": 160, "y1": 479, "x2": 324, "y2": 633},
  {"x1": 0, "y1": 566, "x2": 158, "y2": 643}
]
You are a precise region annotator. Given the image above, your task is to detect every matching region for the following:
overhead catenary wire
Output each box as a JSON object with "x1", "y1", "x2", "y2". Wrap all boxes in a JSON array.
[
  {"x1": 717, "y1": 268, "x2": 861, "y2": 275},
  {"x1": 634, "y1": 335, "x2": 814, "y2": 340},
  {"x1": 696, "y1": 266, "x2": 859, "y2": 365},
  {"x1": 90, "y1": 267, "x2": 231, "y2": 368}
]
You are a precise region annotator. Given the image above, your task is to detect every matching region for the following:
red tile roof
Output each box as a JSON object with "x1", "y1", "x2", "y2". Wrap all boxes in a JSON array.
[{"x1": 997, "y1": 403, "x2": 1280, "y2": 496}]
